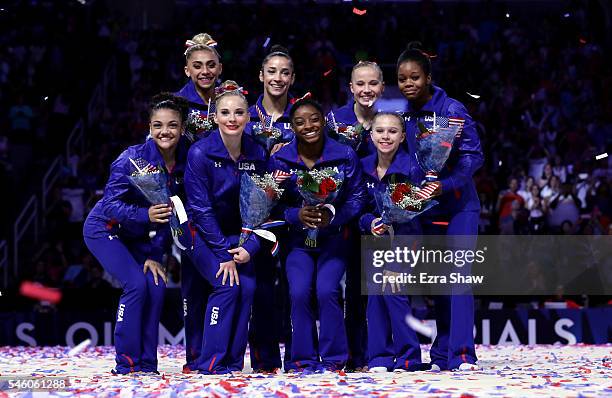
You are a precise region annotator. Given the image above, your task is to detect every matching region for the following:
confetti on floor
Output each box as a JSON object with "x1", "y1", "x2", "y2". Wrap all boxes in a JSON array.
[{"x1": 0, "y1": 344, "x2": 610, "y2": 397}]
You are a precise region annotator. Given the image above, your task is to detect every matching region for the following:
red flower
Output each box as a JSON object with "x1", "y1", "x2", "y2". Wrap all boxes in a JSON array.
[
  {"x1": 395, "y1": 183, "x2": 411, "y2": 195},
  {"x1": 391, "y1": 190, "x2": 404, "y2": 203},
  {"x1": 319, "y1": 178, "x2": 337, "y2": 195},
  {"x1": 265, "y1": 187, "x2": 277, "y2": 200}
]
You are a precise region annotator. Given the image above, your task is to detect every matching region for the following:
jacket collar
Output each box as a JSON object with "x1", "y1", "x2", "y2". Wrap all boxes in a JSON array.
[
  {"x1": 142, "y1": 136, "x2": 188, "y2": 173},
  {"x1": 274, "y1": 134, "x2": 348, "y2": 167},
  {"x1": 250, "y1": 94, "x2": 292, "y2": 120},
  {"x1": 176, "y1": 80, "x2": 205, "y2": 106},
  {"x1": 403, "y1": 84, "x2": 448, "y2": 114},
  {"x1": 361, "y1": 147, "x2": 415, "y2": 181},
  {"x1": 330, "y1": 100, "x2": 358, "y2": 125},
  {"x1": 206, "y1": 130, "x2": 265, "y2": 162}
]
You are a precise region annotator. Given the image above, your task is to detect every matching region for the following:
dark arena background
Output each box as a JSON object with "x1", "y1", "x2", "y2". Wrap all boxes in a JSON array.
[{"x1": 0, "y1": 0, "x2": 611, "y2": 396}]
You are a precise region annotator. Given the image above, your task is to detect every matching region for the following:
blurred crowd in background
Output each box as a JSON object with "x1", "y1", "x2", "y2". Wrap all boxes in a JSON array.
[{"x1": 1, "y1": 1, "x2": 610, "y2": 306}]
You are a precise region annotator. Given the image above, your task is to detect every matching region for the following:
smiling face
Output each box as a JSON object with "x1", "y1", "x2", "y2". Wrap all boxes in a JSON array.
[
  {"x1": 150, "y1": 108, "x2": 183, "y2": 152},
  {"x1": 291, "y1": 104, "x2": 324, "y2": 145},
  {"x1": 260, "y1": 55, "x2": 295, "y2": 99},
  {"x1": 397, "y1": 60, "x2": 431, "y2": 103},
  {"x1": 350, "y1": 66, "x2": 384, "y2": 107},
  {"x1": 370, "y1": 114, "x2": 405, "y2": 157},
  {"x1": 184, "y1": 49, "x2": 223, "y2": 92},
  {"x1": 214, "y1": 94, "x2": 249, "y2": 137}
]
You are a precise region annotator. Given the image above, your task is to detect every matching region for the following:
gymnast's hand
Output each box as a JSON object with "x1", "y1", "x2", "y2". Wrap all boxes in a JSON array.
[
  {"x1": 382, "y1": 269, "x2": 402, "y2": 294},
  {"x1": 228, "y1": 247, "x2": 251, "y2": 264},
  {"x1": 371, "y1": 217, "x2": 389, "y2": 236},
  {"x1": 148, "y1": 204, "x2": 173, "y2": 223},
  {"x1": 217, "y1": 260, "x2": 239, "y2": 286},
  {"x1": 299, "y1": 206, "x2": 331, "y2": 228},
  {"x1": 143, "y1": 259, "x2": 168, "y2": 286}
]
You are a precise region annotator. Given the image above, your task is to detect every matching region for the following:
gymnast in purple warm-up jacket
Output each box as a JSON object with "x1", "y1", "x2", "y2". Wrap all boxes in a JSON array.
[
  {"x1": 183, "y1": 81, "x2": 268, "y2": 374},
  {"x1": 174, "y1": 32, "x2": 224, "y2": 373},
  {"x1": 397, "y1": 42, "x2": 484, "y2": 371},
  {"x1": 359, "y1": 112, "x2": 431, "y2": 373},
  {"x1": 270, "y1": 98, "x2": 367, "y2": 372},
  {"x1": 83, "y1": 93, "x2": 189, "y2": 375}
]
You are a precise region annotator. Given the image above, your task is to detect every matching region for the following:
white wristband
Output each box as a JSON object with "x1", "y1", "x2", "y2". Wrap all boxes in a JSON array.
[{"x1": 321, "y1": 204, "x2": 336, "y2": 223}]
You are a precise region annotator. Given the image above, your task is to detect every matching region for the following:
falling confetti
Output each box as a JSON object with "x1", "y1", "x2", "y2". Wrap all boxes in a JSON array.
[
  {"x1": 263, "y1": 37, "x2": 271, "y2": 48},
  {"x1": 19, "y1": 281, "x2": 62, "y2": 304},
  {"x1": 466, "y1": 92, "x2": 481, "y2": 99},
  {"x1": 68, "y1": 339, "x2": 92, "y2": 357},
  {"x1": 353, "y1": 7, "x2": 367, "y2": 16},
  {"x1": 595, "y1": 153, "x2": 608, "y2": 160},
  {"x1": 323, "y1": 69, "x2": 333, "y2": 77},
  {"x1": 0, "y1": 344, "x2": 610, "y2": 396},
  {"x1": 406, "y1": 314, "x2": 434, "y2": 338}
]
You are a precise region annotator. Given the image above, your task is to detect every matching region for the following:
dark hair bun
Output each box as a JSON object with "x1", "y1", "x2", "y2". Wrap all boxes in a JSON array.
[
  {"x1": 149, "y1": 92, "x2": 189, "y2": 123},
  {"x1": 406, "y1": 41, "x2": 424, "y2": 51},
  {"x1": 269, "y1": 44, "x2": 289, "y2": 55}
]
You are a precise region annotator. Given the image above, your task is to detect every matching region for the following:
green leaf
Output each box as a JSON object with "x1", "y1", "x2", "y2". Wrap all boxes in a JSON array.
[{"x1": 417, "y1": 122, "x2": 429, "y2": 135}]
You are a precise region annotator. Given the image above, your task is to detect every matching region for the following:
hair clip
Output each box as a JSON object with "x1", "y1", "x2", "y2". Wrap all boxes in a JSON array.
[
  {"x1": 215, "y1": 85, "x2": 248, "y2": 96},
  {"x1": 290, "y1": 92, "x2": 312, "y2": 104},
  {"x1": 420, "y1": 50, "x2": 437, "y2": 59},
  {"x1": 185, "y1": 38, "x2": 218, "y2": 49},
  {"x1": 154, "y1": 99, "x2": 175, "y2": 108}
]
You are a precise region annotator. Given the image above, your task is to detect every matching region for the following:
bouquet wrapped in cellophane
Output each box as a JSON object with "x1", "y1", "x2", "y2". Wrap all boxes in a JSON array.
[
  {"x1": 326, "y1": 111, "x2": 365, "y2": 151},
  {"x1": 293, "y1": 167, "x2": 344, "y2": 247},
  {"x1": 414, "y1": 112, "x2": 463, "y2": 182},
  {"x1": 374, "y1": 181, "x2": 437, "y2": 230},
  {"x1": 238, "y1": 171, "x2": 287, "y2": 255},
  {"x1": 127, "y1": 158, "x2": 189, "y2": 250},
  {"x1": 185, "y1": 101, "x2": 215, "y2": 141}
]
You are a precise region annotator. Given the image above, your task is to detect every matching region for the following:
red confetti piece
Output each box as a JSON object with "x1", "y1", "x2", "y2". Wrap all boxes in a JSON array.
[
  {"x1": 579, "y1": 38, "x2": 587, "y2": 44},
  {"x1": 219, "y1": 380, "x2": 240, "y2": 393},
  {"x1": 353, "y1": 7, "x2": 367, "y2": 16},
  {"x1": 323, "y1": 69, "x2": 333, "y2": 77},
  {"x1": 19, "y1": 281, "x2": 62, "y2": 303},
  {"x1": 432, "y1": 221, "x2": 449, "y2": 226}
]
